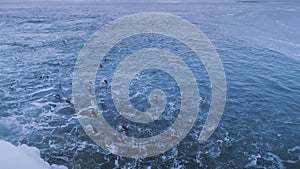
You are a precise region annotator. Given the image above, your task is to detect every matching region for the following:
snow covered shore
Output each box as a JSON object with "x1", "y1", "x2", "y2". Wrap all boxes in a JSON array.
[{"x1": 0, "y1": 140, "x2": 67, "y2": 169}]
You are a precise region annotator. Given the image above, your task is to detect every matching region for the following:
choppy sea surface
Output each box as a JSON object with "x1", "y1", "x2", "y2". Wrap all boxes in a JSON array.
[{"x1": 0, "y1": 1, "x2": 300, "y2": 169}]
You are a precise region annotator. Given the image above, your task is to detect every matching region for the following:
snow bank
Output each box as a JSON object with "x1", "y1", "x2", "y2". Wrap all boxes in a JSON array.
[{"x1": 0, "y1": 140, "x2": 67, "y2": 169}]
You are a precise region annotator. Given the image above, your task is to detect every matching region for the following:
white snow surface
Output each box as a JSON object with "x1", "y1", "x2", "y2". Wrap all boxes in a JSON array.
[{"x1": 0, "y1": 140, "x2": 67, "y2": 169}]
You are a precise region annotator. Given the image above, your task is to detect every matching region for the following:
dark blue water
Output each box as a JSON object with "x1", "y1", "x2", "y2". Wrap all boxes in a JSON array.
[{"x1": 0, "y1": 2, "x2": 299, "y2": 169}]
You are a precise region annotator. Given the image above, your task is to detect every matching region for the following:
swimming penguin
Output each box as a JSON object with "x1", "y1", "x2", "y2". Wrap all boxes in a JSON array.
[{"x1": 117, "y1": 125, "x2": 128, "y2": 132}]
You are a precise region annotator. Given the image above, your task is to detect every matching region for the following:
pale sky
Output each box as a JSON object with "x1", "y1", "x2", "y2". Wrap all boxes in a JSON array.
[{"x1": 0, "y1": 0, "x2": 236, "y2": 3}]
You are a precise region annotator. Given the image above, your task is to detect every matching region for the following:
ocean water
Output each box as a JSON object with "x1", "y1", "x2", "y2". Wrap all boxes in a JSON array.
[{"x1": 0, "y1": 1, "x2": 300, "y2": 169}]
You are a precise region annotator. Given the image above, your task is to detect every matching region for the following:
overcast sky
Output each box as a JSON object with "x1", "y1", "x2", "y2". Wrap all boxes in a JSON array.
[{"x1": 0, "y1": 0, "x2": 237, "y2": 3}]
